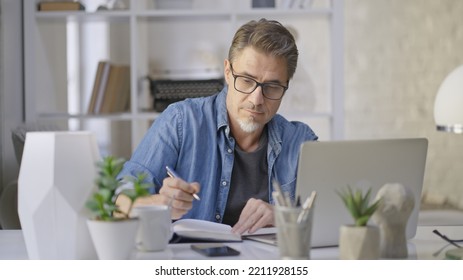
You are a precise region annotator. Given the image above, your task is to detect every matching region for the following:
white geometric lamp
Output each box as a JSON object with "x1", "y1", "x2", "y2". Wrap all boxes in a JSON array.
[
  {"x1": 18, "y1": 131, "x2": 100, "y2": 259},
  {"x1": 434, "y1": 65, "x2": 463, "y2": 133}
]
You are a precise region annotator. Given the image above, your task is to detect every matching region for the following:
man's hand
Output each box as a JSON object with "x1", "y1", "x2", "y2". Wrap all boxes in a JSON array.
[
  {"x1": 158, "y1": 177, "x2": 200, "y2": 220},
  {"x1": 232, "y1": 198, "x2": 274, "y2": 235}
]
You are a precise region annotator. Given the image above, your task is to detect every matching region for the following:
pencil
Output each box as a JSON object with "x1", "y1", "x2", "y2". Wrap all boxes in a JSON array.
[{"x1": 165, "y1": 166, "x2": 200, "y2": 201}]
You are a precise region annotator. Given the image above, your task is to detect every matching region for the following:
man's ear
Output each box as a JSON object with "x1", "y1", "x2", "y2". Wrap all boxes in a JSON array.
[{"x1": 223, "y1": 59, "x2": 231, "y2": 85}]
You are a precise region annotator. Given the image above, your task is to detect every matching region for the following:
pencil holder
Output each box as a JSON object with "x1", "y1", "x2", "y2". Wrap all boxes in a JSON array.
[{"x1": 274, "y1": 205, "x2": 314, "y2": 259}]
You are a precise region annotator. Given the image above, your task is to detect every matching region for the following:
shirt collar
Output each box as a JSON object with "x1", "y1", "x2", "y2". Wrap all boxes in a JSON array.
[{"x1": 216, "y1": 86, "x2": 230, "y2": 135}]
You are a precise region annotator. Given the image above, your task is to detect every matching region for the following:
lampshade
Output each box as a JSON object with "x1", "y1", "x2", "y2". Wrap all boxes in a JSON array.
[
  {"x1": 18, "y1": 131, "x2": 100, "y2": 259},
  {"x1": 434, "y1": 65, "x2": 463, "y2": 133}
]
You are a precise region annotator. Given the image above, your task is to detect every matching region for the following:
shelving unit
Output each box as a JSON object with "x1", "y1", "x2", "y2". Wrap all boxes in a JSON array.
[{"x1": 23, "y1": 0, "x2": 343, "y2": 158}]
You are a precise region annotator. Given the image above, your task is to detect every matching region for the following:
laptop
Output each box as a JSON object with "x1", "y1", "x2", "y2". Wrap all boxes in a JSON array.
[{"x1": 295, "y1": 138, "x2": 428, "y2": 248}]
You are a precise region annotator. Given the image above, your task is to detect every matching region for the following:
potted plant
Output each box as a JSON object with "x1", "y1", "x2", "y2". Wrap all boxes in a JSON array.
[
  {"x1": 337, "y1": 185, "x2": 381, "y2": 260},
  {"x1": 86, "y1": 156, "x2": 152, "y2": 260}
]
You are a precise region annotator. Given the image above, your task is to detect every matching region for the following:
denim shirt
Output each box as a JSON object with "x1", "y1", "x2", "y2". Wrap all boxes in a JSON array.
[{"x1": 118, "y1": 86, "x2": 318, "y2": 223}]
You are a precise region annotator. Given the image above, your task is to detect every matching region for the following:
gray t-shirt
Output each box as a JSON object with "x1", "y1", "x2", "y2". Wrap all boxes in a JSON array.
[{"x1": 222, "y1": 130, "x2": 269, "y2": 226}]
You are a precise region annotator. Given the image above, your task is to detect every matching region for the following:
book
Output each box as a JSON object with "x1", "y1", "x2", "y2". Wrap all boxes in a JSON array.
[
  {"x1": 37, "y1": 1, "x2": 85, "y2": 11},
  {"x1": 242, "y1": 233, "x2": 278, "y2": 245},
  {"x1": 88, "y1": 61, "x2": 130, "y2": 114},
  {"x1": 99, "y1": 64, "x2": 130, "y2": 114},
  {"x1": 87, "y1": 61, "x2": 106, "y2": 114},
  {"x1": 90, "y1": 61, "x2": 111, "y2": 114},
  {"x1": 108, "y1": 65, "x2": 130, "y2": 113},
  {"x1": 170, "y1": 219, "x2": 277, "y2": 243}
]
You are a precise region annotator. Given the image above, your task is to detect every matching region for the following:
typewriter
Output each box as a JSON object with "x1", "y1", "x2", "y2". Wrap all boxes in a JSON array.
[{"x1": 149, "y1": 78, "x2": 224, "y2": 112}]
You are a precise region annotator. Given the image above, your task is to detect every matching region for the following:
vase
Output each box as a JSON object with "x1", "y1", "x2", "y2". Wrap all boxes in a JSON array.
[
  {"x1": 18, "y1": 131, "x2": 99, "y2": 259},
  {"x1": 87, "y1": 219, "x2": 139, "y2": 260},
  {"x1": 339, "y1": 225, "x2": 380, "y2": 260}
]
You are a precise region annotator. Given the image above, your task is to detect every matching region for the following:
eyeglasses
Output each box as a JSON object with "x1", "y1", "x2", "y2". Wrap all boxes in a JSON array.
[
  {"x1": 229, "y1": 64, "x2": 288, "y2": 100},
  {"x1": 433, "y1": 229, "x2": 463, "y2": 248}
]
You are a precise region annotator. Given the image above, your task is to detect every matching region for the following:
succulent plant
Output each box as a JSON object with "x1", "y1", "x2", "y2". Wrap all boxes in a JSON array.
[
  {"x1": 86, "y1": 156, "x2": 151, "y2": 221},
  {"x1": 337, "y1": 185, "x2": 381, "y2": 227}
]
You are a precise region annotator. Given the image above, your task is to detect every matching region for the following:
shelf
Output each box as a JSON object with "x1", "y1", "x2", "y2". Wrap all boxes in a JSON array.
[
  {"x1": 234, "y1": 7, "x2": 332, "y2": 16},
  {"x1": 135, "y1": 10, "x2": 231, "y2": 18},
  {"x1": 36, "y1": 111, "x2": 331, "y2": 122},
  {"x1": 37, "y1": 112, "x2": 161, "y2": 121},
  {"x1": 35, "y1": 9, "x2": 331, "y2": 21},
  {"x1": 35, "y1": 10, "x2": 131, "y2": 22},
  {"x1": 24, "y1": 0, "x2": 344, "y2": 156}
]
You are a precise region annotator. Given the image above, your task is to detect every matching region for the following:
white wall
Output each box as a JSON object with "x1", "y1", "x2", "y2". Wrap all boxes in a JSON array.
[{"x1": 345, "y1": 0, "x2": 463, "y2": 209}]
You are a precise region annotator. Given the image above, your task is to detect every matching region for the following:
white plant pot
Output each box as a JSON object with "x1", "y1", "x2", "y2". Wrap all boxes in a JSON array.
[
  {"x1": 87, "y1": 219, "x2": 139, "y2": 260},
  {"x1": 339, "y1": 225, "x2": 380, "y2": 260}
]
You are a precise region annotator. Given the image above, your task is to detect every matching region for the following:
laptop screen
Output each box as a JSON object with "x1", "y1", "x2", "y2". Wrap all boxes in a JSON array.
[{"x1": 295, "y1": 138, "x2": 428, "y2": 247}]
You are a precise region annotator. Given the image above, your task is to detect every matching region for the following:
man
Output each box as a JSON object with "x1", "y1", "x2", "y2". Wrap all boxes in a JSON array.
[{"x1": 118, "y1": 18, "x2": 318, "y2": 234}]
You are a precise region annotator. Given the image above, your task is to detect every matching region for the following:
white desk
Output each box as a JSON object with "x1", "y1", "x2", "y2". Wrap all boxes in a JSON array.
[{"x1": 0, "y1": 226, "x2": 461, "y2": 260}]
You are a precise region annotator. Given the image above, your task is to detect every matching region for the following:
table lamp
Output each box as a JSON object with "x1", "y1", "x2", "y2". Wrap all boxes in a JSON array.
[
  {"x1": 18, "y1": 131, "x2": 100, "y2": 259},
  {"x1": 433, "y1": 64, "x2": 463, "y2": 260},
  {"x1": 434, "y1": 65, "x2": 463, "y2": 134}
]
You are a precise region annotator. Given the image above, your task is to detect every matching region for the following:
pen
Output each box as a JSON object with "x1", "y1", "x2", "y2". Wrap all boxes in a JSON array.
[
  {"x1": 297, "y1": 191, "x2": 317, "y2": 224},
  {"x1": 165, "y1": 166, "x2": 200, "y2": 201}
]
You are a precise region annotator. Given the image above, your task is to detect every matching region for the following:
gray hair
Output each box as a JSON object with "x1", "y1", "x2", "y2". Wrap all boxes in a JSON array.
[{"x1": 228, "y1": 18, "x2": 298, "y2": 80}]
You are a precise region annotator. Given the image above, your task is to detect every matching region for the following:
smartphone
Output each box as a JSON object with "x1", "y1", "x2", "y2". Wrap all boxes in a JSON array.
[{"x1": 191, "y1": 244, "x2": 240, "y2": 257}]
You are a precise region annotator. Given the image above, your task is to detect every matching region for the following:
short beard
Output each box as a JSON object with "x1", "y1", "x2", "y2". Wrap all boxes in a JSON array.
[{"x1": 237, "y1": 118, "x2": 261, "y2": 133}]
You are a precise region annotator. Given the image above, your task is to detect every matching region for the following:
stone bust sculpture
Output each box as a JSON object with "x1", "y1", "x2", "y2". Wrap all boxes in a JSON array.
[{"x1": 372, "y1": 183, "x2": 415, "y2": 258}]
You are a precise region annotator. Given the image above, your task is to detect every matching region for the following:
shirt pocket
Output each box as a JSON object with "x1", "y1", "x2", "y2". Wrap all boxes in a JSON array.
[{"x1": 276, "y1": 177, "x2": 297, "y2": 202}]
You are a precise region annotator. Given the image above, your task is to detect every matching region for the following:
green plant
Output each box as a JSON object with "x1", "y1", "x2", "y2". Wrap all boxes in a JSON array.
[
  {"x1": 86, "y1": 156, "x2": 152, "y2": 221},
  {"x1": 337, "y1": 185, "x2": 381, "y2": 227}
]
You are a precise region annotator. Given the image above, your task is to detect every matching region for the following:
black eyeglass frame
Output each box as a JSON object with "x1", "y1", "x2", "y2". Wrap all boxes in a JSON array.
[
  {"x1": 229, "y1": 63, "x2": 289, "y2": 100},
  {"x1": 433, "y1": 229, "x2": 463, "y2": 248}
]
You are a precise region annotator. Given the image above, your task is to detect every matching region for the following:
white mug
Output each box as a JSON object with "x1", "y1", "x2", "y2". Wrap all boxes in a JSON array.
[{"x1": 132, "y1": 205, "x2": 172, "y2": 252}]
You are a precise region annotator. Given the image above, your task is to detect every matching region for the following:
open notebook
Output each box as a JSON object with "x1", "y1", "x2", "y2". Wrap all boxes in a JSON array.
[
  {"x1": 295, "y1": 138, "x2": 428, "y2": 247},
  {"x1": 170, "y1": 219, "x2": 277, "y2": 243}
]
